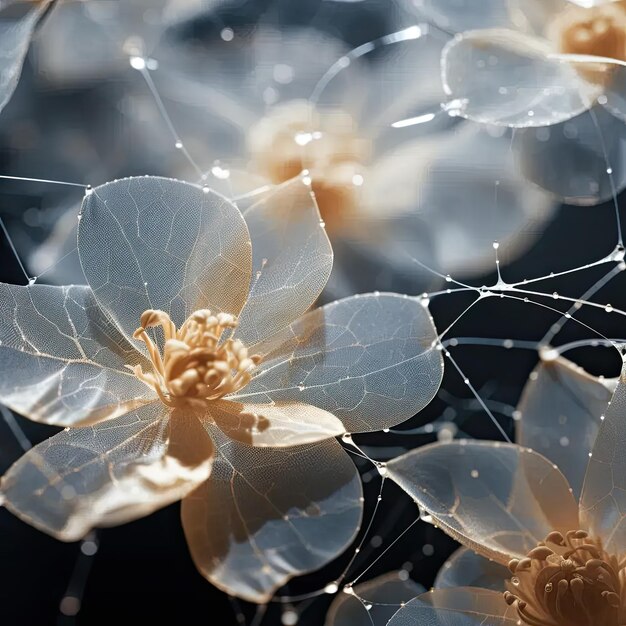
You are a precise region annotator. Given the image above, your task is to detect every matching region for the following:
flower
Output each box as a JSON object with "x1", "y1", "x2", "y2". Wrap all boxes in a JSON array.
[
  {"x1": 384, "y1": 350, "x2": 626, "y2": 625},
  {"x1": 150, "y1": 22, "x2": 555, "y2": 298},
  {"x1": 410, "y1": 0, "x2": 626, "y2": 205},
  {"x1": 0, "y1": 174, "x2": 443, "y2": 602}
]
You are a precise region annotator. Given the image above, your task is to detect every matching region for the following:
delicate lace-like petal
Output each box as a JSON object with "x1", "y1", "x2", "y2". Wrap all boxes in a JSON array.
[
  {"x1": 513, "y1": 104, "x2": 626, "y2": 205},
  {"x1": 434, "y1": 547, "x2": 510, "y2": 591},
  {"x1": 203, "y1": 400, "x2": 345, "y2": 447},
  {"x1": 235, "y1": 177, "x2": 332, "y2": 347},
  {"x1": 387, "y1": 441, "x2": 579, "y2": 564},
  {"x1": 517, "y1": 353, "x2": 614, "y2": 499},
  {"x1": 580, "y1": 364, "x2": 626, "y2": 551},
  {"x1": 0, "y1": 0, "x2": 52, "y2": 114},
  {"x1": 442, "y1": 29, "x2": 596, "y2": 127},
  {"x1": 78, "y1": 176, "x2": 252, "y2": 344},
  {"x1": 181, "y1": 429, "x2": 362, "y2": 603},
  {"x1": 325, "y1": 571, "x2": 425, "y2": 626},
  {"x1": 387, "y1": 587, "x2": 517, "y2": 625},
  {"x1": 0, "y1": 283, "x2": 154, "y2": 426},
  {"x1": 365, "y1": 125, "x2": 555, "y2": 276},
  {"x1": 234, "y1": 294, "x2": 443, "y2": 433},
  {"x1": 1, "y1": 403, "x2": 214, "y2": 541}
]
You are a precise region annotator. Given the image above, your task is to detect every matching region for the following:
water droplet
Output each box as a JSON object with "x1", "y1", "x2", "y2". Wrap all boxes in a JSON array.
[
  {"x1": 471, "y1": 469, "x2": 479, "y2": 478},
  {"x1": 341, "y1": 433, "x2": 352, "y2": 443},
  {"x1": 605, "y1": 304, "x2": 613, "y2": 313},
  {"x1": 545, "y1": 583, "x2": 553, "y2": 593},
  {"x1": 376, "y1": 462, "x2": 388, "y2": 476},
  {"x1": 175, "y1": 140, "x2": 183, "y2": 149},
  {"x1": 220, "y1": 27, "x2": 234, "y2": 42},
  {"x1": 324, "y1": 582, "x2": 339, "y2": 594},
  {"x1": 511, "y1": 577, "x2": 520, "y2": 586},
  {"x1": 129, "y1": 56, "x2": 146, "y2": 70}
]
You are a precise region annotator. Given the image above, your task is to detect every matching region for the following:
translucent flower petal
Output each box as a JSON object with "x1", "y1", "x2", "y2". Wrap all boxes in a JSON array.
[
  {"x1": 0, "y1": 282, "x2": 155, "y2": 426},
  {"x1": 0, "y1": 1, "x2": 52, "y2": 114},
  {"x1": 387, "y1": 587, "x2": 517, "y2": 625},
  {"x1": 365, "y1": 125, "x2": 555, "y2": 276},
  {"x1": 234, "y1": 294, "x2": 443, "y2": 433},
  {"x1": 580, "y1": 364, "x2": 626, "y2": 552},
  {"x1": 34, "y1": 0, "x2": 181, "y2": 83},
  {"x1": 1, "y1": 403, "x2": 214, "y2": 541},
  {"x1": 235, "y1": 177, "x2": 332, "y2": 347},
  {"x1": 203, "y1": 400, "x2": 345, "y2": 447},
  {"x1": 434, "y1": 547, "x2": 510, "y2": 591},
  {"x1": 513, "y1": 104, "x2": 626, "y2": 205},
  {"x1": 442, "y1": 29, "x2": 597, "y2": 127},
  {"x1": 517, "y1": 353, "x2": 614, "y2": 499},
  {"x1": 410, "y1": 0, "x2": 516, "y2": 32},
  {"x1": 181, "y1": 429, "x2": 362, "y2": 603},
  {"x1": 387, "y1": 441, "x2": 579, "y2": 564},
  {"x1": 78, "y1": 176, "x2": 252, "y2": 344},
  {"x1": 353, "y1": 28, "x2": 448, "y2": 145},
  {"x1": 325, "y1": 571, "x2": 425, "y2": 626}
]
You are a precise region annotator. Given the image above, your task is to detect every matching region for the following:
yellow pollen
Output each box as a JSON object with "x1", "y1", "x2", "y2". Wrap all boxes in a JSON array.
[
  {"x1": 504, "y1": 529, "x2": 626, "y2": 626},
  {"x1": 247, "y1": 99, "x2": 371, "y2": 234},
  {"x1": 547, "y1": 2, "x2": 626, "y2": 83},
  {"x1": 127, "y1": 309, "x2": 262, "y2": 408}
]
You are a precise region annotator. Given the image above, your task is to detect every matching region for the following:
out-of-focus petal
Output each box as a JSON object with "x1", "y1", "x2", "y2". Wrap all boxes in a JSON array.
[
  {"x1": 78, "y1": 176, "x2": 252, "y2": 344},
  {"x1": 387, "y1": 587, "x2": 517, "y2": 625},
  {"x1": 0, "y1": 283, "x2": 155, "y2": 426},
  {"x1": 1, "y1": 403, "x2": 214, "y2": 541},
  {"x1": 154, "y1": 27, "x2": 361, "y2": 163},
  {"x1": 351, "y1": 27, "x2": 449, "y2": 146},
  {"x1": 514, "y1": 103, "x2": 626, "y2": 205},
  {"x1": 517, "y1": 352, "x2": 614, "y2": 499},
  {"x1": 365, "y1": 124, "x2": 555, "y2": 276},
  {"x1": 434, "y1": 547, "x2": 510, "y2": 591},
  {"x1": 203, "y1": 400, "x2": 345, "y2": 447},
  {"x1": 0, "y1": 0, "x2": 52, "y2": 114},
  {"x1": 181, "y1": 429, "x2": 362, "y2": 603},
  {"x1": 234, "y1": 293, "x2": 443, "y2": 433},
  {"x1": 409, "y1": 0, "x2": 516, "y2": 32},
  {"x1": 34, "y1": 0, "x2": 185, "y2": 83},
  {"x1": 580, "y1": 363, "x2": 626, "y2": 551},
  {"x1": 442, "y1": 29, "x2": 597, "y2": 127},
  {"x1": 234, "y1": 177, "x2": 332, "y2": 346},
  {"x1": 387, "y1": 441, "x2": 579, "y2": 564},
  {"x1": 325, "y1": 571, "x2": 425, "y2": 626}
]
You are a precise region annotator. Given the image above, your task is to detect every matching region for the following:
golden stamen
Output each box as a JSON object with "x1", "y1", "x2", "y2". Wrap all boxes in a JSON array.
[{"x1": 129, "y1": 309, "x2": 262, "y2": 408}]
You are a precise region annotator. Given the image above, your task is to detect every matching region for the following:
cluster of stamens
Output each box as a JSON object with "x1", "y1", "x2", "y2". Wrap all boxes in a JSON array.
[
  {"x1": 247, "y1": 99, "x2": 370, "y2": 233},
  {"x1": 504, "y1": 529, "x2": 626, "y2": 626},
  {"x1": 128, "y1": 309, "x2": 262, "y2": 408}
]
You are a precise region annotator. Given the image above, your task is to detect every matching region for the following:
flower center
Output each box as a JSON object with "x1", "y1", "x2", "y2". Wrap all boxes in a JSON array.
[
  {"x1": 247, "y1": 99, "x2": 370, "y2": 234},
  {"x1": 128, "y1": 309, "x2": 262, "y2": 408},
  {"x1": 504, "y1": 529, "x2": 626, "y2": 626},
  {"x1": 547, "y1": 2, "x2": 626, "y2": 82}
]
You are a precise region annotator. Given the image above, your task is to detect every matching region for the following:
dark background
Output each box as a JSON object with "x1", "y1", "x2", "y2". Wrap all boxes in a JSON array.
[{"x1": 0, "y1": 1, "x2": 625, "y2": 624}]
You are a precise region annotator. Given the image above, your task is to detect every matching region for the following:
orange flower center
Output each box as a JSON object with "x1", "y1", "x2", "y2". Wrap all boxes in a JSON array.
[
  {"x1": 547, "y1": 2, "x2": 626, "y2": 83},
  {"x1": 128, "y1": 309, "x2": 262, "y2": 408},
  {"x1": 247, "y1": 99, "x2": 370, "y2": 234},
  {"x1": 504, "y1": 529, "x2": 626, "y2": 626}
]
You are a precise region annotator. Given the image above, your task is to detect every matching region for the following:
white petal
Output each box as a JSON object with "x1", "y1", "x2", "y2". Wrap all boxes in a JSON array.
[
  {"x1": 235, "y1": 177, "x2": 332, "y2": 346},
  {"x1": 442, "y1": 29, "x2": 597, "y2": 127},
  {"x1": 0, "y1": 283, "x2": 154, "y2": 426},
  {"x1": 78, "y1": 176, "x2": 252, "y2": 343},
  {"x1": 234, "y1": 293, "x2": 443, "y2": 433},
  {"x1": 517, "y1": 353, "x2": 614, "y2": 499},
  {"x1": 1, "y1": 404, "x2": 214, "y2": 541},
  {"x1": 580, "y1": 364, "x2": 626, "y2": 551},
  {"x1": 387, "y1": 441, "x2": 579, "y2": 564},
  {"x1": 182, "y1": 430, "x2": 362, "y2": 602},
  {"x1": 203, "y1": 400, "x2": 345, "y2": 447}
]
